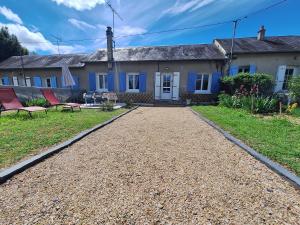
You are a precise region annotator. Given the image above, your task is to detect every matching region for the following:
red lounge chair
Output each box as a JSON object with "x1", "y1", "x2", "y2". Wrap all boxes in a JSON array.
[
  {"x1": 0, "y1": 88, "x2": 47, "y2": 117},
  {"x1": 41, "y1": 89, "x2": 81, "y2": 111}
]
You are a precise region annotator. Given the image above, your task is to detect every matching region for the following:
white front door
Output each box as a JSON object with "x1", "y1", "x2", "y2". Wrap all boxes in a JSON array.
[{"x1": 161, "y1": 73, "x2": 172, "y2": 100}]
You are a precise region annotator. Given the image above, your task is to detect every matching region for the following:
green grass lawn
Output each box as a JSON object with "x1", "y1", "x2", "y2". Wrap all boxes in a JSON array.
[
  {"x1": 192, "y1": 106, "x2": 300, "y2": 176},
  {"x1": 0, "y1": 108, "x2": 126, "y2": 169},
  {"x1": 292, "y1": 108, "x2": 300, "y2": 117}
]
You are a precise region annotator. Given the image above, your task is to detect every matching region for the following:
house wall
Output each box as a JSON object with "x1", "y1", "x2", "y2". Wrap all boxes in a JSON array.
[
  {"x1": 0, "y1": 67, "x2": 87, "y2": 89},
  {"x1": 0, "y1": 60, "x2": 224, "y2": 103},
  {"x1": 230, "y1": 53, "x2": 300, "y2": 77}
]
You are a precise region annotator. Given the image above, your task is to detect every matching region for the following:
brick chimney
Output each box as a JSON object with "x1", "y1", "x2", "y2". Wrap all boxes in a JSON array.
[
  {"x1": 257, "y1": 25, "x2": 266, "y2": 41},
  {"x1": 106, "y1": 26, "x2": 114, "y2": 70}
]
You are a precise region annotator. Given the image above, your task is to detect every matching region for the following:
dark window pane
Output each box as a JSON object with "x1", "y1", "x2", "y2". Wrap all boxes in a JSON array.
[
  {"x1": 202, "y1": 74, "x2": 209, "y2": 90},
  {"x1": 129, "y1": 75, "x2": 134, "y2": 89},
  {"x1": 163, "y1": 88, "x2": 170, "y2": 93},
  {"x1": 195, "y1": 75, "x2": 202, "y2": 90},
  {"x1": 135, "y1": 75, "x2": 139, "y2": 89},
  {"x1": 104, "y1": 75, "x2": 108, "y2": 89},
  {"x1": 238, "y1": 66, "x2": 250, "y2": 73},
  {"x1": 244, "y1": 67, "x2": 250, "y2": 73},
  {"x1": 99, "y1": 75, "x2": 103, "y2": 89},
  {"x1": 47, "y1": 78, "x2": 51, "y2": 87},
  {"x1": 283, "y1": 69, "x2": 294, "y2": 90}
]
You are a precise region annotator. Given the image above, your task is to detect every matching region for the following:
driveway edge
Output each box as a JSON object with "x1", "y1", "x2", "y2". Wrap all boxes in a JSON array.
[
  {"x1": 0, "y1": 106, "x2": 139, "y2": 184},
  {"x1": 190, "y1": 107, "x2": 300, "y2": 189}
]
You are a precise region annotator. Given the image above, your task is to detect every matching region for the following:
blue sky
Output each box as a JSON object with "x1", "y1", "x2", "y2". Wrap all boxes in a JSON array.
[{"x1": 0, "y1": 0, "x2": 299, "y2": 54}]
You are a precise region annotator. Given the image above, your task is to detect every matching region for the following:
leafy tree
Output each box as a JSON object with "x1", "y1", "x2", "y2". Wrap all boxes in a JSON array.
[{"x1": 0, "y1": 26, "x2": 29, "y2": 62}]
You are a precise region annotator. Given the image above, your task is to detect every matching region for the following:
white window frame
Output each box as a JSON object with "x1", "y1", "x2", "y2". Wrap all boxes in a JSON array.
[
  {"x1": 194, "y1": 73, "x2": 212, "y2": 94},
  {"x1": 45, "y1": 77, "x2": 51, "y2": 88},
  {"x1": 126, "y1": 73, "x2": 140, "y2": 93},
  {"x1": 12, "y1": 76, "x2": 19, "y2": 86},
  {"x1": 282, "y1": 66, "x2": 298, "y2": 91},
  {"x1": 0, "y1": 77, "x2": 3, "y2": 86},
  {"x1": 238, "y1": 65, "x2": 250, "y2": 73},
  {"x1": 96, "y1": 73, "x2": 108, "y2": 92},
  {"x1": 25, "y1": 77, "x2": 31, "y2": 87}
]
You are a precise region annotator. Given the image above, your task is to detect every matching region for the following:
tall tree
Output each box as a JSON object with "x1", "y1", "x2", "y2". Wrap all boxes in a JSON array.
[{"x1": 0, "y1": 26, "x2": 29, "y2": 62}]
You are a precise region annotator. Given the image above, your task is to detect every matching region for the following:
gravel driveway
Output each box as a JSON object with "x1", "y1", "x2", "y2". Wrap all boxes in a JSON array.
[{"x1": 0, "y1": 107, "x2": 300, "y2": 224}]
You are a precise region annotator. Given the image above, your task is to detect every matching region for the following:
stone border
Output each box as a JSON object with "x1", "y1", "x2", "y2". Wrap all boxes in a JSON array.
[
  {"x1": 0, "y1": 106, "x2": 139, "y2": 184},
  {"x1": 190, "y1": 107, "x2": 300, "y2": 189}
]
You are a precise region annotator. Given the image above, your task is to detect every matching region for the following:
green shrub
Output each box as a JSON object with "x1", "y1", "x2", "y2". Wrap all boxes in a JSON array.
[
  {"x1": 26, "y1": 98, "x2": 49, "y2": 107},
  {"x1": 288, "y1": 76, "x2": 300, "y2": 102},
  {"x1": 220, "y1": 76, "x2": 234, "y2": 94},
  {"x1": 218, "y1": 94, "x2": 278, "y2": 114},
  {"x1": 218, "y1": 94, "x2": 234, "y2": 107},
  {"x1": 253, "y1": 96, "x2": 278, "y2": 114},
  {"x1": 102, "y1": 101, "x2": 114, "y2": 111},
  {"x1": 253, "y1": 73, "x2": 274, "y2": 93},
  {"x1": 221, "y1": 73, "x2": 274, "y2": 95},
  {"x1": 125, "y1": 98, "x2": 134, "y2": 109}
]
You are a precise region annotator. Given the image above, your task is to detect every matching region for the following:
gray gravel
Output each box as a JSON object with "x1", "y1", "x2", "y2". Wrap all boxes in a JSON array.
[{"x1": 0, "y1": 107, "x2": 300, "y2": 224}]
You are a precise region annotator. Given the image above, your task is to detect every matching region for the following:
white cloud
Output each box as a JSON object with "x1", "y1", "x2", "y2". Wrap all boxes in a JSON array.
[
  {"x1": 0, "y1": 23, "x2": 85, "y2": 54},
  {"x1": 164, "y1": 0, "x2": 215, "y2": 15},
  {"x1": 51, "y1": 0, "x2": 105, "y2": 10},
  {"x1": 116, "y1": 26, "x2": 146, "y2": 36},
  {"x1": 0, "y1": 6, "x2": 23, "y2": 24},
  {"x1": 68, "y1": 18, "x2": 96, "y2": 30}
]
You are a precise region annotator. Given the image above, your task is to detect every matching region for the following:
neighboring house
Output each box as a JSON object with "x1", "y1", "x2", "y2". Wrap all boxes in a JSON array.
[
  {"x1": 1, "y1": 26, "x2": 300, "y2": 103},
  {"x1": 214, "y1": 26, "x2": 300, "y2": 92}
]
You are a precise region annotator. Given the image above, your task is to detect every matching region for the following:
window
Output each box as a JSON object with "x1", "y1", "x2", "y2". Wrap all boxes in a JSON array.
[
  {"x1": 46, "y1": 77, "x2": 51, "y2": 88},
  {"x1": 96, "y1": 73, "x2": 108, "y2": 91},
  {"x1": 127, "y1": 73, "x2": 139, "y2": 92},
  {"x1": 26, "y1": 77, "x2": 31, "y2": 87},
  {"x1": 195, "y1": 74, "x2": 211, "y2": 93},
  {"x1": 13, "y1": 76, "x2": 19, "y2": 86},
  {"x1": 0, "y1": 78, "x2": 3, "y2": 85},
  {"x1": 238, "y1": 65, "x2": 250, "y2": 73},
  {"x1": 282, "y1": 67, "x2": 295, "y2": 90}
]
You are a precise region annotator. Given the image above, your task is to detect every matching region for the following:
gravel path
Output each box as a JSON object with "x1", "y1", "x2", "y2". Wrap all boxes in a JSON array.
[{"x1": 0, "y1": 107, "x2": 300, "y2": 224}]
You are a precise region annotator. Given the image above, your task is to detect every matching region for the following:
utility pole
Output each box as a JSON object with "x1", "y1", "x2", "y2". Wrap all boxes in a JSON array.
[
  {"x1": 51, "y1": 34, "x2": 62, "y2": 55},
  {"x1": 19, "y1": 49, "x2": 26, "y2": 86},
  {"x1": 104, "y1": 0, "x2": 123, "y2": 40},
  {"x1": 229, "y1": 19, "x2": 239, "y2": 65}
]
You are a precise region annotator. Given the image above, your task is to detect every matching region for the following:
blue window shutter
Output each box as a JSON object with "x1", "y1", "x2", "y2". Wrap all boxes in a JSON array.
[
  {"x1": 249, "y1": 64, "x2": 256, "y2": 74},
  {"x1": 107, "y1": 72, "x2": 114, "y2": 91},
  {"x1": 88, "y1": 72, "x2": 96, "y2": 91},
  {"x1": 229, "y1": 65, "x2": 238, "y2": 76},
  {"x1": 187, "y1": 72, "x2": 196, "y2": 93},
  {"x1": 50, "y1": 76, "x2": 57, "y2": 88},
  {"x1": 33, "y1": 76, "x2": 42, "y2": 87},
  {"x1": 119, "y1": 72, "x2": 126, "y2": 92},
  {"x1": 2, "y1": 76, "x2": 10, "y2": 85},
  {"x1": 72, "y1": 75, "x2": 80, "y2": 90},
  {"x1": 139, "y1": 72, "x2": 147, "y2": 93},
  {"x1": 211, "y1": 72, "x2": 222, "y2": 94}
]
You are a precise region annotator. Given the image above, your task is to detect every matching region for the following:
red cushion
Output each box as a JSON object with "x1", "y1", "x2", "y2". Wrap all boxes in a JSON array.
[{"x1": 0, "y1": 88, "x2": 23, "y2": 110}]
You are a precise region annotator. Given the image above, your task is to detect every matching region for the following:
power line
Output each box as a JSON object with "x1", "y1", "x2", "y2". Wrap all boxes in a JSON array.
[
  {"x1": 115, "y1": 20, "x2": 233, "y2": 39},
  {"x1": 18, "y1": 0, "x2": 288, "y2": 45}
]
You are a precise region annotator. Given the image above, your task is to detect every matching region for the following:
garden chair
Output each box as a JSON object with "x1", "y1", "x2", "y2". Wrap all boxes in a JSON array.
[
  {"x1": 0, "y1": 88, "x2": 47, "y2": 117},
  {"x1": 102, "y1": 92, "x2": 118, "y2": 104},
  {"x1": 41, "y1": 89, "x2": 81, "y2": 111}
]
